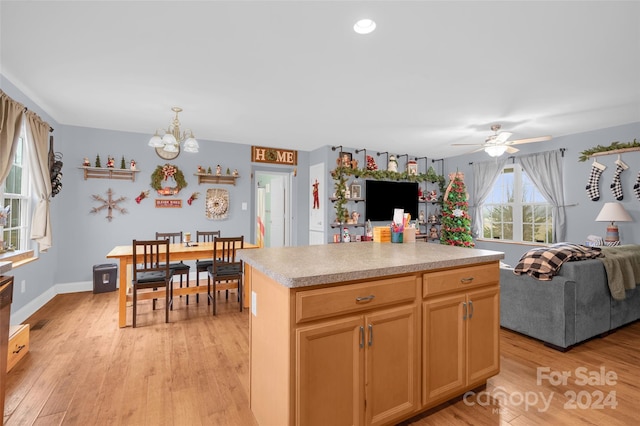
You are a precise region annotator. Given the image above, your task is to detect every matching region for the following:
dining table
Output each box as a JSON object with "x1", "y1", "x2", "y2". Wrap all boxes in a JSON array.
[{"x1": 106, "y1": 241, "x2": 259, "y2": 327}]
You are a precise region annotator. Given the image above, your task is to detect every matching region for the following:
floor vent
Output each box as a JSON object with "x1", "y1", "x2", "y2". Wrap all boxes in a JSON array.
[{"x1": 30, "y1": 319, "x2": 49, "y2": 331}]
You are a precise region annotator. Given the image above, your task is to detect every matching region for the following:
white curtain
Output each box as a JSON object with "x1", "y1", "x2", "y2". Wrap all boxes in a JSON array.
[
  {"x1": 0, "y1": 90, "x2": 25, "y2": 183},
  {"x1": 25, "y1": 110, "x2": 53, "y2": 251},
  {"x1": 471, "y1": 158, "x2": 508, "y2": 238},
  {"x1": 518, "y1": 150, "x2": 566, "y2": 243}
]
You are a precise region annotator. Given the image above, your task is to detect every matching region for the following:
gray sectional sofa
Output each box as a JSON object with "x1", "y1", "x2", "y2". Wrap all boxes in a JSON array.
[{"x1": 499, "y1": 259, "x2": 640, "y2": 350}]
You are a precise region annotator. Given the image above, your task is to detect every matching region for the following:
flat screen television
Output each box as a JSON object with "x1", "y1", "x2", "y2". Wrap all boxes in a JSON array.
[{"x1": 365, "y1": 180, "x2": 418, "y2": 222}]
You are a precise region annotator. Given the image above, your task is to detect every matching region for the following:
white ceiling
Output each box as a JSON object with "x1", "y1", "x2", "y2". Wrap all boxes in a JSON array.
[{"x1": 1, "y1": 1, "x2": 639, "y2": 159}]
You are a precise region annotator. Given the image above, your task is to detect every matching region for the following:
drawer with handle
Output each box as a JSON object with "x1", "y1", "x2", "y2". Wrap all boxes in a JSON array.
[
  {"x1": 7, "y1": 324, "x2": 29, "y2": 372},
  {"x1": 296, "y1": 275, "x2": 417, "y2": 323},
  {"x1": 423, "y1": 263, "x2": 499, "y2": 297}
]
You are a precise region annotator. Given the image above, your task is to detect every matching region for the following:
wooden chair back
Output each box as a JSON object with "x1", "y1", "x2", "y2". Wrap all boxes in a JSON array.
[
  {"x1": 132, "y1": 239, "x2": 170, "y2": 279},
  {"x1": 212, "y1": 236, "x2": 244, "y2": 279},
  {"x1": 155, "y1": 231, "x2": 183, "y2": 244},
  {"x1": 196, "y1": 230, "x2": 221, "y2": 243}
]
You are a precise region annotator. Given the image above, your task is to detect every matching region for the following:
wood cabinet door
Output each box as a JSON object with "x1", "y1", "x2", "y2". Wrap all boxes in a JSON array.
[
  {"x1": 466, "y1": 286, "x2": 500, "y2": 385},
  {"x1": 365, "y1": 305, "x2": 419, "y2": 426},
  {"x1": 422, "y1": 293, "x2": 466, "y2": 405},
  {"x1": 296, "y1": 316, "x2": 364, "y2": 426}
]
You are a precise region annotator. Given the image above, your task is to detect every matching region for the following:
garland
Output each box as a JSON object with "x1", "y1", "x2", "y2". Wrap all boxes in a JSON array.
[
  {"x1": 330, "y1": 165, "x2": 446, "y2": 223},
  {"x1": 578, "y1": 139, "x2": 640, "y2": 162},
  {"x1": 150, "y1": 163, "x2": 187, "y2": 192}
]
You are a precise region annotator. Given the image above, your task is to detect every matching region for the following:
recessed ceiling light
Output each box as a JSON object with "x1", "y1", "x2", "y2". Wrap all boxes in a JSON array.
[{"x1": 354, "y1": 19, "x2": 376, "y2": 35}]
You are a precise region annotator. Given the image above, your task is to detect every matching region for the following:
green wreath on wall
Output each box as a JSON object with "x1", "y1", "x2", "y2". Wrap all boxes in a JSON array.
[{"x1": 150, "y1": 163, "x2": 188, "y2": 195}]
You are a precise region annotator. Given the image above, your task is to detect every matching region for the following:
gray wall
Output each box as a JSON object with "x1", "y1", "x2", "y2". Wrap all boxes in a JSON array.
[
  {"x1": 2, "y1": 74, "x2": 310, "y2": 322},
  {"x1": 3, "y1": 72, "x2": 639, "y2": 322}
]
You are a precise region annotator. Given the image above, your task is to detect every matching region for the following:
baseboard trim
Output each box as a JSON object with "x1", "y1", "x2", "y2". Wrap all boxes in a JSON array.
[{"x1": 10, "y1": 280, "x2": 93, "y2": 325}]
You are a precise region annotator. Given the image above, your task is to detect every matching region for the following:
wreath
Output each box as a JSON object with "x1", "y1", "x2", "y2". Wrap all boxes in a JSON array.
[
  {"x1": 209, "y1": 196, "x2": 228, "y2": 215},
  {"x1": 150, "y1": 163, "x2": 187, "y2": 194},
  {"x1": 206, "y1": 188, "x2": 229, "y2": 220}
]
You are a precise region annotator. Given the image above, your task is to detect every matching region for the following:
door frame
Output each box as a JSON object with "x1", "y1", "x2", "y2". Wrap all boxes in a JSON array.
[{"x1": 252, "y1": 168, "x2": 294, "y2": 247}]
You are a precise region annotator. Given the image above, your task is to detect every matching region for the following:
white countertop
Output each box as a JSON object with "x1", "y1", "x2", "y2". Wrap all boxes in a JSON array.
[{"x1": 237, "y1": 242, "x2": 504, "y2": 288}]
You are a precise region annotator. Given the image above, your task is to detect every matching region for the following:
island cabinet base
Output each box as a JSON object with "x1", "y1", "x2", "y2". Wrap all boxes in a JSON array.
[{"x1": 248, "y1": 261, "x2": 500, "y2": 426}]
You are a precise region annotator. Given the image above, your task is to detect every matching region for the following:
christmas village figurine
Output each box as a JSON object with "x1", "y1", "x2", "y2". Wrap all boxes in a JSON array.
[
  {"x1": 425, "y1": 189, "x2": 438, "y2": 201},
  {"x1": 106, "y1": 156, "x2": 115, "y2": 168},
  {"x1": 216, "y1": 165, "x2": 222, "y2": 176},
  {"x1": 419, "y1": 210, "x2": 425, "y2": 223},
  {"x1": 82, "y1": 157, "x2": 91, "y2": 167},
  {"x1": 387, "y1": 155, "x2": 398, "y2": 172},
  {"x1": 351, "y1": 211, "x2": 360, "y2": 224},
  {"x1": 233, "y1": 169, "x2": 239, "y2": 177},
  {"x1": 197, "y1": 165, "x2": 203, "y2": 174},
  {"x1": 429, "y1": 226, "x2": 439, "y2": 240},
  {"x1": 130, "y1": 159, "x2": 137, "y2": 170},
  {"x1": 366, "y1": 155, "x2": 378, "y2": 171}
]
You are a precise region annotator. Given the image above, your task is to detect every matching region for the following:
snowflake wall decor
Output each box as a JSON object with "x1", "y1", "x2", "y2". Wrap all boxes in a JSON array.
[{"x1": 90, "y1": 188, "x2": 127, "y2": 222}]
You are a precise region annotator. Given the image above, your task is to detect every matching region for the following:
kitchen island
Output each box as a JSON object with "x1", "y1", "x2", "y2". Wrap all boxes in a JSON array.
[{"x1": 238, "y1": 242, "x2": 504, "y2": 426}]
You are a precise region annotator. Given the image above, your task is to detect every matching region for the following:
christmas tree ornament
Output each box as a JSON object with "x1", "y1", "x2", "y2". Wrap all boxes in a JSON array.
[{"x1": 585, "y1": 160, "x2": 606, "y2": 201}]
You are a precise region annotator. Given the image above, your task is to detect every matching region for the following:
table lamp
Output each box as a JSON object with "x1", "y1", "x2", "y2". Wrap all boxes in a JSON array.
[{"x1": 595, "y1": 202, "x2": 633, "y2": 244}]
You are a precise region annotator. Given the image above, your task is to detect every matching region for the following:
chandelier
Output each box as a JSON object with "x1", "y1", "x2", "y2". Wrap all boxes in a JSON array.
[{"x1": 148, "y1": 107, "x2": 199, "y2": 153}]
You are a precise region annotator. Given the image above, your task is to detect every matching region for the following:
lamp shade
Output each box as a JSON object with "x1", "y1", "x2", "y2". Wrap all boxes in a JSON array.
[
  {"x1": 484, "y1": 145, "x2": 507, "y2": 157},
  {"x1": 595, "y1": 202, "x2": 633, "y2": 223}
]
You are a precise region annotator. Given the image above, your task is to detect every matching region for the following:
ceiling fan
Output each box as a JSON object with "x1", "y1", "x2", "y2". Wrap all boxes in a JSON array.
[{"x1": 454, "y1": 124, "x2": 552, "y2": 157}]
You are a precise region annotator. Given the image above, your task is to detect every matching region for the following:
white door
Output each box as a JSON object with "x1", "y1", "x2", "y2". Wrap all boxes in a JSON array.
[
  {"x1": 269, "y1": 175, "x2": 285, "y2": 247},
  {"x1": 255, "y1": 171, "x2": 291, "y2": 248}
]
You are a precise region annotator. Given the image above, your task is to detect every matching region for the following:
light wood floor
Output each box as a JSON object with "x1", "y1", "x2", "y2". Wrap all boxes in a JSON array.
[{"x1": 4, "y1": 289, "x2": 640, "y2": 425}]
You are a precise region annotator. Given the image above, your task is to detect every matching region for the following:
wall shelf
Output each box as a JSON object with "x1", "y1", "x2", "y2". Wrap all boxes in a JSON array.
[
  {"x1": 330, "y1": 222, "x2": 365, "y2": 228},
  {"x1": 329, "y1": 197, "x2": 365, "y2": 203},
  {"x1": 588, "y1": 147, "x2": 640, "y2": 158},
  {"x1": 79, "y1": 167, "x2": 139, "y2": 182},
  {"x1": 194, "y1": 173, "x2": 239, "y2": 185}
]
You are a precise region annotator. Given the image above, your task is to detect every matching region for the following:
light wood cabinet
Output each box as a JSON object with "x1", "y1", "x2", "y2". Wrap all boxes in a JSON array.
[
  {"x1": 248, "y1": 260, "x2": 500, "y2": 426},
  {"x1": 422, "y1": 265, "x2": 500, "y2": 406},
  {"x1": 295, "y1": 276, "x2": 419, "y2": 426}
]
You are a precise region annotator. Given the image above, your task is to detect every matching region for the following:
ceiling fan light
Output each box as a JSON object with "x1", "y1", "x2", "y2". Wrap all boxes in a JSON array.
[{"x1": 485, "y1": 145, "x2": 507, "y2": 157}]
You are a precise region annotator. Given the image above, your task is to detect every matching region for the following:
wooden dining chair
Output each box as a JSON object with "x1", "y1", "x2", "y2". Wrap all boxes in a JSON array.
[
  {"x1": 155, "y1": 232, "x2": 192, "y2": 304},
  {"x1": 194, "y1": 230, "x2": 221, "y2": 303},
  {"x1": 132, "y1": 239, "x2": 173, "y2": 327},
  {"x1": 207, "y1": 236, "x2": 244, "y2": 315}
]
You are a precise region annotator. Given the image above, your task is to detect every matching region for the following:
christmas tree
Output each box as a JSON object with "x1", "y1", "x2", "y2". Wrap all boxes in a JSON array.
[{"x1": 440, "y1": 171, "x2": 474, "y2": 248}]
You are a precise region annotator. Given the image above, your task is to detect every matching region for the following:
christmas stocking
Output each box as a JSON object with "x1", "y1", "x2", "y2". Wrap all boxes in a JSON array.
[
  {"x1": 585, "y1": 161, "x2": 606, "y2": 201},
  {"x1": 634, "y1": 171, "x2": 640, "y2": 201},
  {"x1": 610, "y1": 159, "x2": 628, "y2": 201}
]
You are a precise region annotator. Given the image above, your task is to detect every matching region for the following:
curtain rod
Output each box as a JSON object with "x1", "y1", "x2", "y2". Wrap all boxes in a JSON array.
[
  {"x1": 468, "y1": 148, "x2": 566, "y2": 165},
  {"x1": 23, "y1": 107, "x2": 54, "y2": 132}
]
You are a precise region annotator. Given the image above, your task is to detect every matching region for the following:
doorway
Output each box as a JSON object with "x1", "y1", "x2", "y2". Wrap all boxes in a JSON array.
[{"x1": 254, "y1": 170, "x2": 293, "y2": 248}]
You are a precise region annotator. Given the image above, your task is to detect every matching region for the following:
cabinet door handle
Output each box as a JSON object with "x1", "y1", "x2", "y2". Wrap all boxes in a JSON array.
[
  {"x1": 368, "y1": 324, "x2": 373, "y2": 347},
  {"x1": 462, "y1": 302, "x2": 467, "y2": 320},
  {"x1": 359, "y1": 326, "x2": 365, "y2": 348},
  {"x1": 356, "y1": 295, "x2": 375, "y2": 303},
  {"x1": 468, "y1": 300, "x2": 474, "y2": 319},
  {"x1": 460, "y1": 277, "x2": 474, "y2": 284},
  {"x1": 13, "y1": 344, "x2": 26, "y2": 354}
]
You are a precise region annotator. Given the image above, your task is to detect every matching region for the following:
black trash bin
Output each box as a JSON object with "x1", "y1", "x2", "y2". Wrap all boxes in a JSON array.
[{"x1": 93, "y1": 263, "x2": 117, "y2": 294}]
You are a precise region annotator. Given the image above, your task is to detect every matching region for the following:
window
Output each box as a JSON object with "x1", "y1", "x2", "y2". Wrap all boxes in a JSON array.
[
  {"x1": 1, "y1": 133, "x2": 31, "y2": 251},
  {"x1": 482, "y1": 164, "x2": 553, "y2": 243}
]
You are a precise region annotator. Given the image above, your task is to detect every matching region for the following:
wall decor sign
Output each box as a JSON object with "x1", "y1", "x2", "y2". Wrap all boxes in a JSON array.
[
  {"x1": 251, "y1": 146, "x2": 298, "y2": 165},
  {"x1": 155, "y1": 199, "x2": 182, "y2": 208}
]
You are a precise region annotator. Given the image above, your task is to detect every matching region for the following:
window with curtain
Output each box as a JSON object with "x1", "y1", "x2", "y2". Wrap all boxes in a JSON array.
[
  {"x1": 482, "y1": 163, "x2": 553, "y2": 243},
  {"x1": 1, "y1": 132, "x2": 31, "y2": 251}
]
